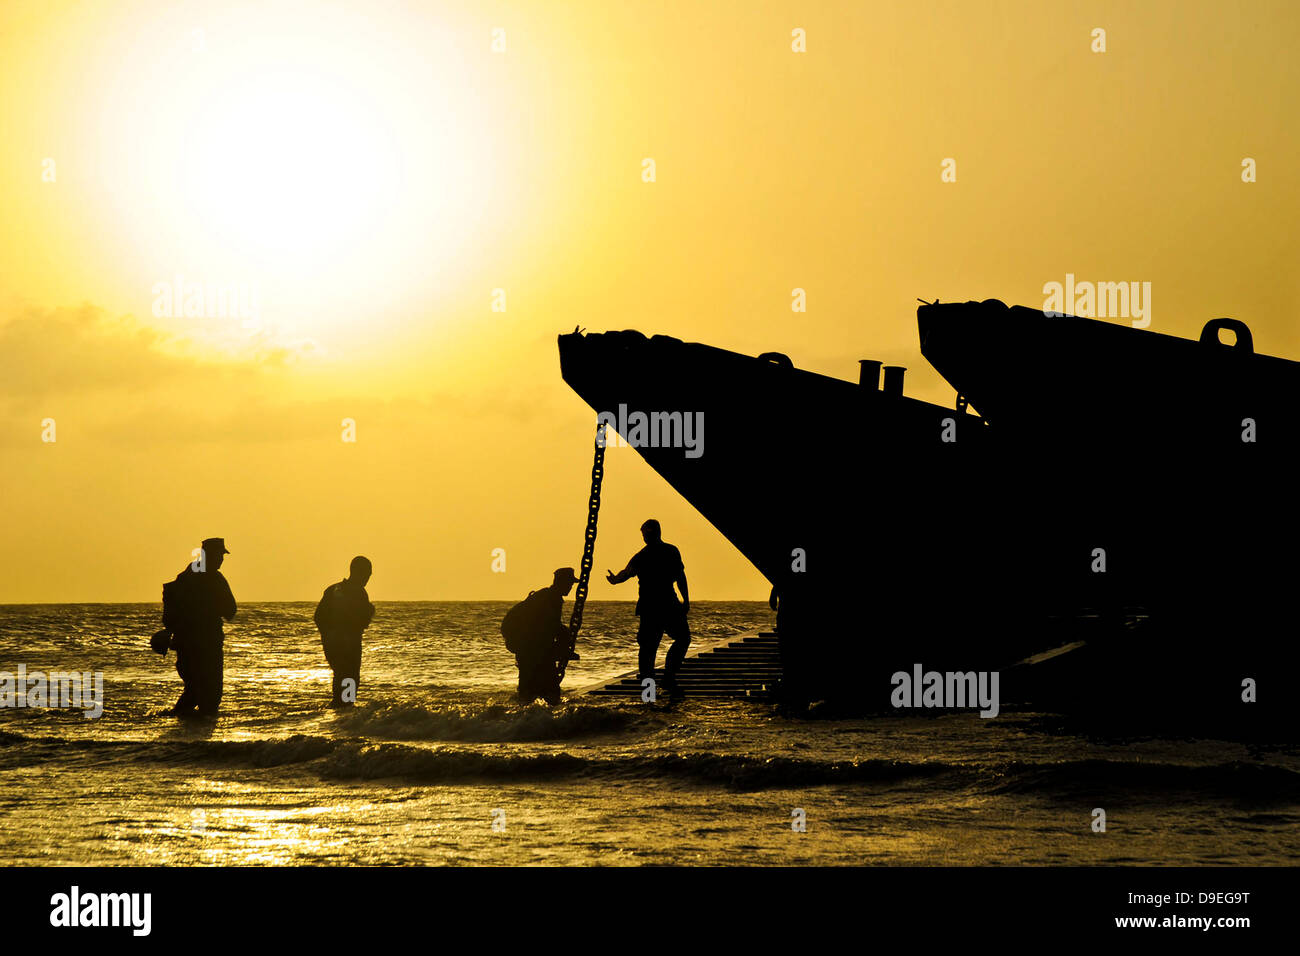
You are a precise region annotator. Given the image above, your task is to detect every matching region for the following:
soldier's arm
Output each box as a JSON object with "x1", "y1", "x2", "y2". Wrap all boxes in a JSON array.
[
  {"x1": 313, "y1": 588, "x2": 331, "y2": 631},
  {"x1": 606, "y1": 560, "x2": 635, "y2": 585},
  {"x1": 675, "y1": 551, "x2": 689, "y2": 612},
  {"x1": 218, "y1": 575, "x2": 237, "y2": 620}
]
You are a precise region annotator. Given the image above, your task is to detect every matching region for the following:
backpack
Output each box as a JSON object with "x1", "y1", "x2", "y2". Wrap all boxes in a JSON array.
[
  {"x1": 501, "y1": 590, "x2": 552, "y2": 654},
  {"x1": 314, "y1": 583, "x2": 341, "y2": 634},
  {"x1": 161, "y1": 576, "x2": 189, "y2": 632}
]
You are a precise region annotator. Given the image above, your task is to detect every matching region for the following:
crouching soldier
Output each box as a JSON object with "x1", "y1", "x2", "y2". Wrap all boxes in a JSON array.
[
  {"x1": 315, "y1": 556, "x2": 375, "y2": 706},
  {"x1": 502, "y1": 568, "x2": 578, "y2": 705}
]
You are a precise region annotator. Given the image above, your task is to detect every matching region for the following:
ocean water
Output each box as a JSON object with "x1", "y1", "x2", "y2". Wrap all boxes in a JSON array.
[{"x1": 1, "y1": 601, "x2": 1297, "y2": 866}]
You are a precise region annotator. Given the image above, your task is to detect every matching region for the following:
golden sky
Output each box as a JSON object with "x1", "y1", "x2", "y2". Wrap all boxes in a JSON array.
[{"x1": 2, "y1": 0, "x2": 1297, "y2": 601}]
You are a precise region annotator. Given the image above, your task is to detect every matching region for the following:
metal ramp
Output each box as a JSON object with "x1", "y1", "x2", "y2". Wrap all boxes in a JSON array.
[{"x1": 583, "y1": 630, "x2": 781, "y2": 699}]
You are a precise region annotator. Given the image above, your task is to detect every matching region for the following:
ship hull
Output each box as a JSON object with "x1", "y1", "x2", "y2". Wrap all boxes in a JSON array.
[
  {"x1": 559, "y1": 330, "x2": 1056, "y2": 699},
  {"x1": 558, "y1": 309, "x2": 1298, "y2": 727}
]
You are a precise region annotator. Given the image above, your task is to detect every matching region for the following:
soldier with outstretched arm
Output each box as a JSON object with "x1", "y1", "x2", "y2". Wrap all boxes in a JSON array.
[{"x1": 606, "y1": 519, "x2": 691, "y2": 693}]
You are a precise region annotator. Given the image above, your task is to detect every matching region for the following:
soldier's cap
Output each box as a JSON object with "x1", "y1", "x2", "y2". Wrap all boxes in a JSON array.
[
  {"x1": 553, "y1": 567, "x2": 578, "y2": 585},
  {"x1": 202, "y1": 537, "x2": 230, "y2": 555}
]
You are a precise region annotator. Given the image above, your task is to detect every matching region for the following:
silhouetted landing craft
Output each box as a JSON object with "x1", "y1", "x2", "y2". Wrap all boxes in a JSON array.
[{"x1": 559, "y1": 300, "x2": 1299, "y2": 732}]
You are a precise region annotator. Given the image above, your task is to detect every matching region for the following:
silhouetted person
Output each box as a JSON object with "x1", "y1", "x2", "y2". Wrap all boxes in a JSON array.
[
  {"x1": 314, "y1": 556, "x2": 375, "y2": 706},
  {"x1": 506, "y1": 567, "x2": 577, "y2": 706},
  {"x1": 606, "y1": 519, "x2": 691, "y2": 691},
  {"x1": 164, "y1": 538, "x2": 236, "y2": 716}
]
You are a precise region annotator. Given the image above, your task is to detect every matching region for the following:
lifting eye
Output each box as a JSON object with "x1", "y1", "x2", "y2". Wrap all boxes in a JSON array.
[
  {"x1": 757, "y1": 352, "x2": 794, "y2": 369},
  {"x1": 1199, "y1": 318, "x2": 1253, "y2": 353}
]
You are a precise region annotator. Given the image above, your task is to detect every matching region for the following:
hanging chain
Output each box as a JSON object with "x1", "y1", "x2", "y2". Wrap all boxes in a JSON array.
[{"x1": 561, "y1": 420, "x2": 607, "y2": 675}]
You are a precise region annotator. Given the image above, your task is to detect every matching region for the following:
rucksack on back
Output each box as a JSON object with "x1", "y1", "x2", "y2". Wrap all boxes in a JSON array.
[
  {"x1": 161, "y1": 578, "x2": 188, "y2": 632},
  {"x1": 501, "y1": 590, "x2": 549, "y2": 654},
  {"x1": 314, "y1": 584, "x2": 340, "y2": 633}
]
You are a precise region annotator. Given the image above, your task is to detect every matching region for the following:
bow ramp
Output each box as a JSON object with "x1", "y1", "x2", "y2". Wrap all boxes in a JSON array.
[{"x1": 581, "y1": 631, "x2": 781, "y2": 699}]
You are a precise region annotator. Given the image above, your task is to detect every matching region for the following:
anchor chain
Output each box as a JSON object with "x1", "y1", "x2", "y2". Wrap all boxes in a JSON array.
[{"x1": 561, "y1": 420, "x2": 607, "y2": 677}]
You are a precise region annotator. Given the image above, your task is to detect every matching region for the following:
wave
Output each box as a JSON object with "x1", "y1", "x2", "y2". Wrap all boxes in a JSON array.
[
  {"x1": 0, "y1": 730, "x2": 339, "y2": 770},
  {"x1": 315, "y1": 749, "x2": 1300, "y2": 796},
  {"x1": 984, "y1": 758, "x2": 1300, "y2": 798},
  {"x1": 335, "y1": 699, "x2": 657, "y2": 743},
  {"x1": 3, "y1": 727, "x2": 1297, "y2": 797},
  {"x1": 316, "y1": 745, "x2": 954, "y2": 789}
]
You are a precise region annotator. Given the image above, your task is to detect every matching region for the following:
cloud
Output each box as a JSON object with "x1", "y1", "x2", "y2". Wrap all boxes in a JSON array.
[
  {"x1": 0, "y1": 303, "x2": 192, "y2": 403},
  {"x1": 0, "y1": 302, "x2": 321, "y2": 404},
  {"x1": 0, "y1": 300, "x2": 568, "y2": 449}
]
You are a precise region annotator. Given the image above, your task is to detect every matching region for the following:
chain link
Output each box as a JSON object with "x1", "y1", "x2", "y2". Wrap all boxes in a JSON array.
[{"x1": 560, "y1": 421, "x2": 606, "y2": 677}]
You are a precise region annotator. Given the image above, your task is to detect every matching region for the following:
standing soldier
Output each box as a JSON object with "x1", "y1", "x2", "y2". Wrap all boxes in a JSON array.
[
  {"x1": 314, "y1": 556, "x2": 375, "y2": 706},
  {"x1": 605, "y1": 519, "x2": 691, "y2": 694},
  {"x1": 164, "y1": 537, "x2": 236, "y2": 716}
]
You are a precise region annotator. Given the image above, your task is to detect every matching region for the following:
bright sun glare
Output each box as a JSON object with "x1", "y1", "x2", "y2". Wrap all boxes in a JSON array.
[
  {"x1": 181, "y1": 68, "x2": 395, "y2": 269},
  {"x1": 88, "y1": 2, "x2": 503, "y2": 339}
]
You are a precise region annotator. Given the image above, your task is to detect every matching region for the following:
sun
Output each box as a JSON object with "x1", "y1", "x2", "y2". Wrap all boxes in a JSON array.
[
  {"x1": 180, "y1": 66, "x2": 398, "y2": 273},
  {"x1": 78, "y1": 0, "x2": 508, "y2": 340}
]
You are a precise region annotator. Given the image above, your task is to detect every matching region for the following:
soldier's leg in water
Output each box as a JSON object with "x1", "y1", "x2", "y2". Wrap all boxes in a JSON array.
[
  {"x1": 516, "y1": 655, "x2": 539, "y2": 702},
  {"x1": 340, "y1": 637, "x2": 362, "y2": 705},
  {"x1": 196, "y1": 641, "x2": 223, "y2": 715},
  {"x1": 636, "y1": 617, "x2": 663, "y2": 680},
  {"x1": 545, "y1": 634, "x2": 566, "y2": 703},
  {"x1": 173, "y1": 669, "x2": 196, "y2": 713},
  {"x1": 173, "y1": 642, "x2": 197, "y2": 713},
  {"x1": 543, "y1": 657, "x2": 562, "y2": 706},
  {"x1": 664, "y1": 613, "x2": 692, "y2": 679},
  {"x1": 322, "y1": 633, "x2": 349, "y2": 705},
  {"x1": 517, "y1": 655, "x2": 559, "y2": 705},
  {"x1": 211, "y1": 642, "x2": 225, "y2": 712}
]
